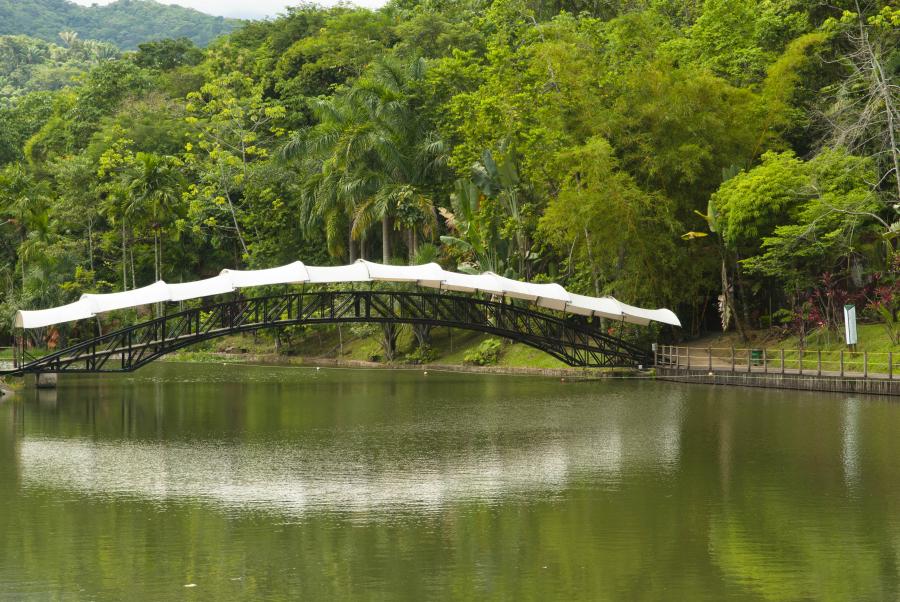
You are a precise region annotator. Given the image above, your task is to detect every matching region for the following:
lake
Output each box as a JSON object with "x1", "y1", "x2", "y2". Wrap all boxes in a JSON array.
[{"x1": 1, "y1": 363, "x2": 898, "y2": 600}]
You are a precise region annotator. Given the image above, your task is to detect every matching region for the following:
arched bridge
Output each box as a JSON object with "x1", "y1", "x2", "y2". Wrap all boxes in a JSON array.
[{"x1": 4, "y1": 290, "x2": 652, "y2": 375}]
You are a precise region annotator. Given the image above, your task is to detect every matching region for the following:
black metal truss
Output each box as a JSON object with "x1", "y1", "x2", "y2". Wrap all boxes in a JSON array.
[{"x1": 5, "y1": 290, "x2": 652, "y2": 375}]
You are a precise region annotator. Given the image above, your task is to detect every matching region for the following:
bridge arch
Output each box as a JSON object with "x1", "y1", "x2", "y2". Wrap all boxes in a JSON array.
[{"x1": 7, "y1": 290, "x2": 651, "y2": 375}]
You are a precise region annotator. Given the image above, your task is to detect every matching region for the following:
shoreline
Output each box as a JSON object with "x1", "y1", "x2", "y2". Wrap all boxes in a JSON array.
[
  {"x1": 170, "y1": 352, "x2": 898, "y2": 395},
  {"x1": 167, "y1": 351, "x2": 645, "y2": 379}
]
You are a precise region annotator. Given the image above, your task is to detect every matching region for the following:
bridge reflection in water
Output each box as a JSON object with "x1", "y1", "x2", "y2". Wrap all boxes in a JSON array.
[{"x1": 17, "y1": 394, "x2": 684, "y2": 516}]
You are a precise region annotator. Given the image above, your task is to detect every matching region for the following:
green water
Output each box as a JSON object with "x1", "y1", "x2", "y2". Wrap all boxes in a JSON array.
[{"x1": 1, "y1": 363, "x2": 898, "y2": 600}]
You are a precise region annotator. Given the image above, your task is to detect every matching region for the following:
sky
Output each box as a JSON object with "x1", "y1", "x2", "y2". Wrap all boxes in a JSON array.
[{"x1": 69, "y1": 0, "x2": 386, "y2": 19}]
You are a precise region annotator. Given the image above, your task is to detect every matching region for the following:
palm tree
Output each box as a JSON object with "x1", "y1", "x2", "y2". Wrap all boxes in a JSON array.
[
  {"x1": 0, "y1": 164, "x2": 53, "y2": 292},
  {"x1": 350, "y1": 56, "x2": 447, "y2": 262},
  {"x1": 440, "y1": 140, "x2": 532, "y2": 277},
  {"x1": 285, "y1": 95, "x2": 383, "y2": 261},
  {"x1": 98, "y1": 182, "x2": 132, "y2": 291},
  {"x1": 58, "y1": 31, "x2": 80, "y2": 48},
  {"x1": 283, "y1": 56, "x2": 447, "y2": 264},
  {"x1": 124, "y1": 153, "x2": 183, "y2": 282}
]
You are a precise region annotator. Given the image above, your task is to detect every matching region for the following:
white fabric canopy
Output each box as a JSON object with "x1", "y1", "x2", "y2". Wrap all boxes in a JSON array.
[
  {"x1": 614, "y1": 301, "x2": 681, "y2": 327},
  {"x1": 427, "y1": 271, "x2": 503, "y2": 294},
  {"x1": 81, "y1": 281, "x2": 171, "y2": 314},
  {"x1": 561, "y1": 294, "x2": 680, "y2": 326},
  {"x1": 422, "y1": 271, "x2": 573, "y2": 311},
  {"x1": 221, "y1": 261, "x2": 309, "y2": 288},
  {"x1": 306, "y1": 263, "x2": 371, "y2": 283},
  {"x1": 15, "y1": 299, "x2": 95, "y2": 329},
  {"x1": 561, "y1": 294, "x2": 625, "y2": 320},
  {"x1": 357, "y1": 260, "x2": 446, "y2": 287},
  {"x1": 168, "y1": 275, "x2": 235, "y2": 302},
  {"x1": 13, "y1": 260, "x2": 681, "y2": 329},
  {"x1": 489, "y1": 273, "x2": 571, "y2": 310}
]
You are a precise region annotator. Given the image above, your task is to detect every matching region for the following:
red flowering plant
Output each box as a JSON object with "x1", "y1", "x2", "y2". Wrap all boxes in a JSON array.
[
  {"x1": 806, "y1": 272, "x2": 851, "y2": 332},
  {"x1": 780, "y1": 273, "x2": 858, "y2": 348},
  {"x1": 865, "y1": 260, "x2": 899, "y2": 345},
  {"x1": 785, "y1": 300, "x2": 823, "y2": 349}
]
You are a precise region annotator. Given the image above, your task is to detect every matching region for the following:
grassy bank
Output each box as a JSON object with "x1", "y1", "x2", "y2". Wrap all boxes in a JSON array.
[
  {"x1": 12, "y1": 320, "x2": 896, "y2": 376},
  {"x1": 168, "y1": 324, "x2": 572, "y2": 371},
  {"x1": 681, "y1": 323, "x2": 899, "y2": 374}
]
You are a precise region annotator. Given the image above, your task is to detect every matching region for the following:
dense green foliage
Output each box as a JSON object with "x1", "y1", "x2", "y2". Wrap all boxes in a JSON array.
[
  {"x1": 463, "y1": 338, "x2": 503, "y2": 365},
  {"x1": 0, "y1": 0, "x2": 897, "y2": 350},
  {"x1": 0, "y1": 34, "x2": 120, "y2": 106},
  {"x1": 0, "y1": 0, "x2": 239, "y2": 49}
]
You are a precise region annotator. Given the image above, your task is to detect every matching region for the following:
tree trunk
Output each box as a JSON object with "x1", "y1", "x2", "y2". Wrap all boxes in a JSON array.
[
  {"x1": 583, "y1": 227, "x2": 600, "y2": 296},
  {"x1": 122, "y1": 223, "x2": 127, "y2": 290},
  {"x1": 729, "y1": 255, "x2": 751, "y2": 342},
  {"x1": 382, "y1": 215, "x2": 391, "y2": 263},
  {"x1": 87, "y1": 218, "x2": 94, "y2": 273},
  {"x1": 854, "y1": 3, "x2": 900, "y2": 200},
  {"x1": 219, "y1": 163, "x2": 249, "y2": 257},
  {"x1": 380, "y1": 322, "x2": 398, "y2": 361},
  {"x1": 154, "y1": 230, "x2": 161, "y2": 318},
  {"x1": 158, "y1": 228, "x2": 163, "y2": 281},
  {"x1": 348, "y1": 226, "x2": 357, "y2": 263},
  {"x1": 413, "y1": 323, "x2": 432, "y2": 348}
]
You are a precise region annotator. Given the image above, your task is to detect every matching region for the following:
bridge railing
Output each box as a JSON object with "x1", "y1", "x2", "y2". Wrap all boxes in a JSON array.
[{"x1": 656, "y1": 344, "x2": 899, "y2": 380}]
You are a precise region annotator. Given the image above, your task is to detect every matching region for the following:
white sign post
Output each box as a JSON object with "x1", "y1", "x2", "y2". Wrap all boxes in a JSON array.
[{"x1": 843, "y1": 304, "x2": 858, "y2": 347}]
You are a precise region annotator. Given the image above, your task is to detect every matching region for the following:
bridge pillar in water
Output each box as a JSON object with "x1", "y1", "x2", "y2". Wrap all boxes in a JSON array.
[{"x1": 35, "y1": 373, "x2": 58, "y2": 389}]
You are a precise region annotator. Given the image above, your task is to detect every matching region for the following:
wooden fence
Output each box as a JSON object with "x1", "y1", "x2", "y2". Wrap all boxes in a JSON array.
[{"x1": 656, "y1": 345, "x2": 898, "y2": 380}]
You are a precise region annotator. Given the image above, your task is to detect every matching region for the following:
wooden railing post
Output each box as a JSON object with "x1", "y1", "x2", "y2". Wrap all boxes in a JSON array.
[
  {"x1": 687, "y1": 347, "x2": 691, "y2": 370},
  {"x1": 747, "y1": 348, "x2": 751, "y2": 373},
  {"x1": 708, "y1": 347, "x2": 712, "y2": 372}
]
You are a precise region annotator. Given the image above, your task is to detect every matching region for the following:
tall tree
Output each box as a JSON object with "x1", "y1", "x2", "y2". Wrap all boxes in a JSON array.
[{"x1": 123, "y1": 152, "x2": 184, "y2": 283}]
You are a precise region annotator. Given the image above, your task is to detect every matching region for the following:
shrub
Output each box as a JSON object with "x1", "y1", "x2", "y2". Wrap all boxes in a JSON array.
[
  {"x1": 464, "y1": 338, "x2": 502, "y2": 366},
  {"x1": 405, "y1": 345, "x2": 436, "y2": 365}
]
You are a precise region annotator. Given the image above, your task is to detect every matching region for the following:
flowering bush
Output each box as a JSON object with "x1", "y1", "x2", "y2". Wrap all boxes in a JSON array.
[{"x1": 866, "y1": 276, "x2": 899, "y2": 345}]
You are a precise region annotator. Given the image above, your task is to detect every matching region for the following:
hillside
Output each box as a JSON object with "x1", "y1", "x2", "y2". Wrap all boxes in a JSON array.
[
  {"x1": 0, "y1": 34, "x2": 120, "y2": 107},
  {"x1": 0, "y1": 0, "x2": 240, "y2": 49}
]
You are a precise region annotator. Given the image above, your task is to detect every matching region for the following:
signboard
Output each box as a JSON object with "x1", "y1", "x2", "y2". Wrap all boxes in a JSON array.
[{"x1": 843, "y1": 304, "x2": 858, "y2": 346}]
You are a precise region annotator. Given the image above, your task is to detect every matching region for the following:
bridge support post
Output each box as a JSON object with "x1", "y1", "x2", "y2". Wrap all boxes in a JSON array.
[{"x1": 35, "y1": 373, "x2": 58, "y2": 389}]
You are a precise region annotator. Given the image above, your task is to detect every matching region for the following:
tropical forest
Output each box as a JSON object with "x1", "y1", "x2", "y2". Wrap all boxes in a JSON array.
[{"x1": 0, "y1": 0, "x2": 898, "y2": 363}]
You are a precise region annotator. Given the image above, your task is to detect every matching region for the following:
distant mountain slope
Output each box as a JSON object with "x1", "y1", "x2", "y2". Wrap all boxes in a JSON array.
[{"x1": 0, "y1": 0, "x2": 241, "y2": 49}]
